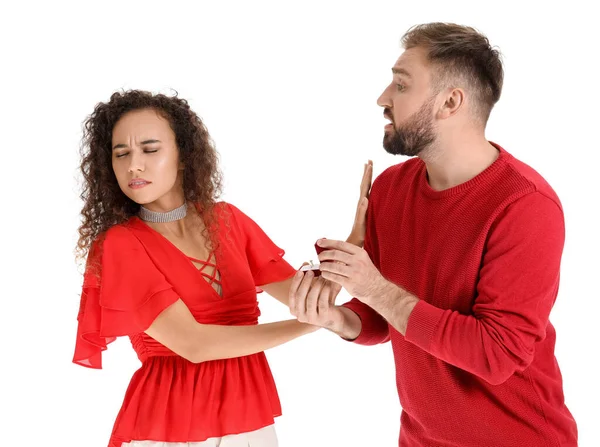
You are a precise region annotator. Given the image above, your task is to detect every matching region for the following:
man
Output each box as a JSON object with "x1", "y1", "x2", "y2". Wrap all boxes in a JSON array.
[{"x1": 289, "y1": 23, "x2": 577, "y2": 446}]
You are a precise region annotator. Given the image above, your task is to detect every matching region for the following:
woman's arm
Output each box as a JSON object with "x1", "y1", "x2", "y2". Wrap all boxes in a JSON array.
[
  {"x1": 260, "y1": 277, "x2": 296, "y2": 306},
  {"x1": 145, "y1": 298, "x2": 318, "y2": 363}
]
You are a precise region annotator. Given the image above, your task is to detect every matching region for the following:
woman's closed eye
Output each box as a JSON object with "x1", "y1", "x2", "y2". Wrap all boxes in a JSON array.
[{"x1": 115, "y1": 149, "x2": 159, "y2": 158}]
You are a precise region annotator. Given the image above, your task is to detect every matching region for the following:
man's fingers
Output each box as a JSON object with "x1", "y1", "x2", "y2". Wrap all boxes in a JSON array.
[
  {"x1": 319, "y1": 257, "x2": 353, "y2": 278},
  {"x1": 320, "y1": 270, "x2": 346, "y2": 287},
  {"x1": 288, "y1": 270, "x2": 304, "y2": 315},
  {"x1": 317, "y1": 238, "x2": 360, "y2": 255},
  {"x1": 295, "y1": 270, "x2": 315, "y2": 317},
  {"x1": 306, "y1": 276, "x2": 326, "y2": 320},
  {"x1": 318, "y1": 283, "x2": 334, "y2": 314},
  {"x1": 318, "y1": 249, "x2": 353, "y2": 266},
  {"x1": 328, "y1": 282, "x2": 342, "y2": 307},
  {"x1": 328, "y1": 284, "x2": 338, "y2": 307}
]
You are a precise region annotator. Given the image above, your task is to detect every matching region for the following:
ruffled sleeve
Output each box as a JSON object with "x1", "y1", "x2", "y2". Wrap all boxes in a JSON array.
[
  {"x1": 226, "y1": 203, "x2": 296, "y2": 288},
  {"x1": 72, "y1": 225, "x2": 180, "y2": 369}
]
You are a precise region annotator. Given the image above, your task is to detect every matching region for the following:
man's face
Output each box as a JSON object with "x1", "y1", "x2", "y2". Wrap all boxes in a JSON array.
[{"x1": 377, "y1": 47, "x2": 437, "y2": 157}]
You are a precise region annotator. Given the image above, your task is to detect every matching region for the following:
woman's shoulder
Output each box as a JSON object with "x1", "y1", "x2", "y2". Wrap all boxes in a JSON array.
[
  {"x1": 213, "y1": 200, "x2": 254, "y2": 219},
  {"x1": 88, "y1": 222, "x2": 139, "y2": 259},
  {"x1": 210, "y1": 200, "x2": 244, "y2": 225},
  {"x1": 210, "y1": 201, "x2": 254, "y2": 241},
  {"x1": 106, "y1": 221, "x2": 135, "y2": 238},
  {"x1": 213, "y1": 200, "x2": 235, "y2": 213}
]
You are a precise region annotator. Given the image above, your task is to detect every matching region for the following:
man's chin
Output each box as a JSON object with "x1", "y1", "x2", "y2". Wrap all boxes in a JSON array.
[
  {"x1": 383, "y1": 133, "x2": 393, "y2": 146},
  {"x1": 382, "y1": 136, "x2": 397, "y2": 154}
]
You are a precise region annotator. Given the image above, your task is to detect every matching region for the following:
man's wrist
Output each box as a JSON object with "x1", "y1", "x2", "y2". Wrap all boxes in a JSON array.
[
  {"x1": 328, "y1": 305, "x2": 361, "y2": 340},
  {"x1": 362, "y1": 274, "x2": 392, "y2": 306},
  {"x1": 365, "y1": 278, "x2": 419, "y2": 335}
]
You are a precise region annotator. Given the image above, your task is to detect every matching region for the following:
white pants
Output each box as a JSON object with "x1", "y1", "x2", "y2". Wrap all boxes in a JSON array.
[{"x1": 121, "y1": 424, "x2": 278, "y2": 447}]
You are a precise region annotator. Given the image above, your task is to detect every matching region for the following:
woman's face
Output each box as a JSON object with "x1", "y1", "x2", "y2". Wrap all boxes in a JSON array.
[{"x1": 111, "y1": 108, "x2": 184, "y2": 210}]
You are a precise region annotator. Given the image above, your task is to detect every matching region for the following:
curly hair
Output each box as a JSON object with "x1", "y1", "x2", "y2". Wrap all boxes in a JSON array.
[{"x1": 76, "y1": 89, "x2": 223, "y2": 265}]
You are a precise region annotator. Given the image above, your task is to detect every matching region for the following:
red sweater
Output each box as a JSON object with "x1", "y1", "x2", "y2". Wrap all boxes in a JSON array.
[{"x1": 343, "y1": 144, "x2": 577, "y2": 447}]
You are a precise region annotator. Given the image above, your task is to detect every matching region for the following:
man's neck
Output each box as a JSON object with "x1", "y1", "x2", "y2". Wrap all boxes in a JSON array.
[{"x1": 420, "y1": 131, "x2": 499, "y2": 191}]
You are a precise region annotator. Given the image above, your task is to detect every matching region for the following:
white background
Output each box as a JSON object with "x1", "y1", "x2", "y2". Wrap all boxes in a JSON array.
[{"x1": 1, "y1": 1, "x2": 598, "y2": 446}]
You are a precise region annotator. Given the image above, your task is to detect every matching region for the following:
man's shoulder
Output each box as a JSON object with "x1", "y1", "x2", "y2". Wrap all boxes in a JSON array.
[
  {"x1": 372, "y1": 158, "x2": 422, "y2": 194},
  {"x1": 503, "y1": 151, "x2": 562, "y2": 210}
]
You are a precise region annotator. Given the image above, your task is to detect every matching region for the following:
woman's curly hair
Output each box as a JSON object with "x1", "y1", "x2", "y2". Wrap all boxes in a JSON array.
[{"x1": 76, "y1": 89, "x2": 223, "y2": 265}]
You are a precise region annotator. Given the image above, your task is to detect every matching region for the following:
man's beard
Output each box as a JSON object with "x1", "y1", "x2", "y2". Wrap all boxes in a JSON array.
[{"x1": 383, "y1": 98, "x2": 436, "y2": 157}]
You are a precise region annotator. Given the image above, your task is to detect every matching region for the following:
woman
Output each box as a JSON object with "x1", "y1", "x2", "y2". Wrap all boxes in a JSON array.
[{"x1": 73, "y1": 90, "x2": 372, "y2": 447}]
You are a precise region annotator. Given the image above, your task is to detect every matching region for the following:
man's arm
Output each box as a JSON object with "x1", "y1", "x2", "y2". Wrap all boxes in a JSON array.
[{"x1": 318, "y1": 192, "x2": 565, "y2": 385}]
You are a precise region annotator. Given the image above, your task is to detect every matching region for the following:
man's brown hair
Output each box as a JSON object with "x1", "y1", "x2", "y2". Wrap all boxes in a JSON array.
[{"x1": 402, "y1": 23, "x2": 504, "y2": 123}]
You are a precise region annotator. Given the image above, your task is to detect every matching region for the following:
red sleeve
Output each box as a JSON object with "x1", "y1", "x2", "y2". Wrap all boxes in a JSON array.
[
  {"x1": 342, "y1": 183, "x2": 390, "y2": 345},
  {"x1": 226, "y1": 203, "x2": 296, "y2": 288},
  {"x1": 72, "y1": 226, "x2": 180, "y2": 369},
  {"x1": 405, "y1": 192, "x2": 564, "y2": 385}
]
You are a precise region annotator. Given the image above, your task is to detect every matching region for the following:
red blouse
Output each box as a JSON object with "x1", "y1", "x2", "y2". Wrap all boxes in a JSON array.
[{"x1": 73, "y1": 202, "x2": 297, "y2": 447}]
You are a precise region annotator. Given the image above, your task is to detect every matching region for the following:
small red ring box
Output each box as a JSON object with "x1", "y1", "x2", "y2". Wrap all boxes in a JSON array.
[{"x1": 299, "y1": 240, "x2": 325, "y2": 276}]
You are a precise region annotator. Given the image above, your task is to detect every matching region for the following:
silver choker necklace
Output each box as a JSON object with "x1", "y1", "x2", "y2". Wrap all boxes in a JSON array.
[{"x1": 139, "y1": 202, "x2": 188, "y2": 223}]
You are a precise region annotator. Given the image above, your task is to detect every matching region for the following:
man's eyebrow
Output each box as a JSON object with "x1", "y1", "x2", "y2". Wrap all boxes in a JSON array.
[
  {"x1": 392, "y1": 68, "x2": 412, "y2": 78},
  {"x1": 112, "y1": 139, "x2": 162, "y2": 150}
]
